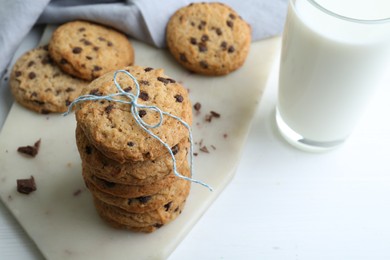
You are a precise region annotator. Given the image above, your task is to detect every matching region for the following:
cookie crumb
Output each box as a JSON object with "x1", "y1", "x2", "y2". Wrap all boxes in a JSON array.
[
  {"x1": 200, "y1": 146, "x2": 209, "y2": 153},
  {"x1": 16, "y1": 176, "x2": 36, "y2": 194},
  {"x1": 73, "y1": 189, "x2": 82, "y2": 196}
]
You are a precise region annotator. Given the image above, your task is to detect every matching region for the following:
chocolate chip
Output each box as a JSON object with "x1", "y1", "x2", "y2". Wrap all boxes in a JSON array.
[
  {"x1": 89, "y1": 88, "x2": 102, "y2": 96},
  {"x1": 41, "y1": 56, "x2": 53, "y2": 65},
  {"x1": 72, "y1": 47, "x2": 82, "y2": 54},
  {"x1": 153, "y1": 223, "x2": 164, "y2": 228},
  {"x1": 78, "y1": 27, "x2": 86, "y2": 32},
  {"x1": 15, "y1": 71, "x2": 22, "y2": 77},
  {"x1": 93, "y1": 65, "x2": 102, "y2": 71},
  {"x1": 174, "y1": 94, "x2": 183, "y2": 103},
  {"x1": 17, "y1": 176, "x2": 36, "y2": 194},
  {"x1": 174, "y1": 207, "x2": 179, "y2": 212},
  {"x1": 93, "y1": 46, "x2": 99, "y2": 51},
  {"x1": 216, "y1": 28, "x2": 222, "y2": 36},
  {"x1": 137, "y1": 196, "x2": 151, "y2": 204},
  {"x1": 27, "y1": 61, "x2": 35, "y2": 67},
  {"x1": 144, "y1": 67, "x2": 153, "y2": 72},
  {"x1": 198, "y1": 43, "x2": 207, "y2": 52},
  {"x1": 28, "y1": 72, "x2": 36, "y2": 80},
  {"x1": 190, "y1": 37, "x2": 197, "y2": 45},
  {"x1": 200, "y1": 61, "x2": 208, "y2": 69},
  {"x1": 194, "y1": 102, "x2": 201, "y2": 111},
  {"x1": 171, "y1": 145, "x2": 179, "y2": 155},
  {"x1": 103, "y1": 180, "x2": 116, "y2": 188},
  {"x1": 65, "y1": 99, "x2": 71, "y2": 106},
  {"x1": 139, "y1": 80, "x2": 149, "y2": 86},
  {"x1": 227, "y1": 20, "x2": 234, "y2": 28},
  {"x1": 107, "y1": 41, "x2": 113, "y2": 47},
  {"x1": 86, "y1": 56, "x2": 92, "y2": 60},
  {"x1": 229, "y1": 13, "x2": 236, "y2": 19},
  {"x1": 164, "y1": 201, "x2": 173, "y2": 211},
  {"x1": 34, "y1": 100, "x2": 45, "y2": 105},
  {"x1": 17, "y1": 139, "x2": 41, "y2": 157},
  {"x1": 41, "y1": 109, "x2": 51, "y2": 114},
  {"x1": 228, "y1": 46, "x2": 235, "y2": 53},
  {"x1": 190, "y1": 21, "x2": 195, "y2": 26},
  {"x1": 123, "y1": 86, "x2": 132, "y2": 92},
  {"x1": 60, "y1": 58, "x2": 68, "y2": 64},
  {"x1": 85, "y1": 145, "x2": 93, "y2": 154},
  {"x1": 220, "y1": 41, "x2": 227, "y2": 50},
  {"x1": 201, "y1": 34, "x2": 209, "y2": 42},
  {"x1": 98, "y1": 36, "x2": 106, "y2": 41},
  {"x1": 139, "y1": 91, "x2": 149, "y2": 101},
  {"x1": 198, "y1": 20, "x2": 207, "y2": 30},
  {"x1": 127, "y1": 141, "x2": 134, "y2": 147},
  {"x1": 105, "y1": 104, "x2": 114, "y2": 114},
  {"x1": 157, "y1": 77, "x2": 169, "y2": 84},
  {"x1": 180, "y1": 53, "x2": 188, "y2": 62},
  {"x1": 83, "y1": 39, "x2": 92, "y2": 46},
  {"x1": 138, "y1": 110, "x2": 147, "y2": 118}
]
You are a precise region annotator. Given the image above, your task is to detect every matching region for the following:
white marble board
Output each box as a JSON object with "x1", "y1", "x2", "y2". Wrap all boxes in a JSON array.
[{"x1": 0, "y1": 26, "x2": 280, "y2": 259}]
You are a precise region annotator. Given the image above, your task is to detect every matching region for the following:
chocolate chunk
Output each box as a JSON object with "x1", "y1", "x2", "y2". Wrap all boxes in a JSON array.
[
  {"x1": 228, "y1": 46, "x2": 235, "y2": 53},
  {"x1": 157, "y1": 77, "x2": 170, "y2": 84},
  {"x1": 227, "y1": 20, "x2": 234, "y2": 28},
  {"x1": 78, "y1": 27, "x2": 86, "y2": 32},
  {"x1": 107, "y1": 41, "x2": 113, "y2": 47},
  {"x1": 198, "y1": 43, "x2": 207, "y2": 52},
  {"x1": 137, "y1": 196, "x2": 151, "y2": 204},
  {"x1": 89, "y1": 88, "x2": 102, "y2": 96},
  {"x1": 105, "y1": 104, "x2": 114, "y2": 114},
  {"x1": 193, "y1": 102, "x2": 201, "y2": 111},
  {"x1": 171, "y1": 145, "x2": 179, "y2": 155},
  {"x1": 210, "y1": 111, "x2": 221, "y2": 118},
  {"x1": 41, "y1": 109, "x2": 51, "y2": 114},
  {"x1": 229, "y1": 13, "x2": 236, "y2": 19},
  {"x1": 98, "y1": 36, "x2": 106, "y2": 41},
  {"x1": 27, "y1": 61, "x2": 35, "y2": 67},
  {"x1": 198, "y1": 20, "x2": 206, "y2": 30},
  {"x1": 85, "y1": 145, "x2": 93, "y2": 155},
  {"x1": 139, "y1": 80, "x2": 149, "y2": 86},
  {"x1": 179, "y1": 53, "x2": 188, "y2": 62},
  {"x1": 83, "y1": 39, "x2": 92, "y2": 46},
  {"x1": 216, "y1": 28, "x2": 222, "y2": 36},
  {"x1": 72, "y1": 47, "x2": 82, "y2": 54},
  {"x1": 153, "y1": 223, "x2": 164, "y2": 228},
  {"x1": 199, "y1": 60, "x2": 208, "y2": 69},
  {"x1": 201, "y1": 34, "x2": 209, "y2": 42},
  {"x1": 15, "y1": 71, "x2": 22, "y2": 77},
  {"x1": 41, "y1": 56, "x2": 53, "y2": 65},
  {"x1": 123, "y1": 86, "x2": 132, "y2": 92},
  {"x1": 220, "y1": 41, "x2": 227, "y2": 50},
  {"x1": 139, "y1": 91, "x2": 149, "y2": 101},
  {"x1": 164, "y1": 201, "x2": 173, "y2": 211},
  {"x1": 85, "y1": 56, "x2": 92, "y2": 60},
  {"x1": 16, "y1": 176, "x2": 36, "y2": 194},
  {"x1": 190, "y1": 37, "x2": 197, "y2": 45},
  {"x1": 17, "y1": 139, "x2": 41, "y2": 157},
  {"x1": 60, "y1": 58, "x2": 68, "y2": 64},
  {"x1": 28, "y1": 72, "x2": 36, "y2": 80},
  {"x1": 138, "y1": 110, "x2": 147, "y2": 118},
  {"x1": 174, "y1": 94, "x2": 183, "y2": 103},
  {"x1": 93, "y1": 46, "x2": 99, "y2": 51},
  {"x1": 127, "y1": 141, "x2": 134, "y2": 147},
  {"x1": 93, "y1": 65, "x2": 102, "y2": 71},
  {"x1": 144, "y1": 67, "x2": 153, "y2": 72},
  {"x1": 65, "y1": 99, "x2": 71, "y2": 106},
  {"x1": 65, "y1": 87, "x2": 75, "y2": 92}
]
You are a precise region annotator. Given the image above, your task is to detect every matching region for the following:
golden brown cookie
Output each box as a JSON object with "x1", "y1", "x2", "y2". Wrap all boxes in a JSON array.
[
  {"x1": 9, "y1": 45, "x2": 89, "y2": 114},
  {"x1": 49, "y1": 20, "x2": 134, "y2": 81},
  {"x1": 85, "y1": 168, "x2": 191, "y2": 213},
  {"x1": 76, "y1": 124, "x2": 190, "y2": 185},
  {"x1": 166, "y1": 2, "x2": 251, "y2": 75},
  {"x1": 75, "y1": 66, "x2": 193, "y2": 163}
]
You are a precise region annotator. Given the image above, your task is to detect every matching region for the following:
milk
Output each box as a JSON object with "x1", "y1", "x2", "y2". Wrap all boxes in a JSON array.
[{"x1": 277, "y1": 0, "x2": 390, "y2": 147}]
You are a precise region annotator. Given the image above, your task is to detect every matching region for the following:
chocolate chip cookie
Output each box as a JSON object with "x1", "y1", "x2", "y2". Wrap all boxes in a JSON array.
[
  {"x1": 166, "y1": 2, "x2": 251, "y2": 75},
  {"x1": 9, "y1": 46, "x2": 89, "y2": 114},
  {"x1": 49, "y1": 20, "x2": 134, "y2": 81}
]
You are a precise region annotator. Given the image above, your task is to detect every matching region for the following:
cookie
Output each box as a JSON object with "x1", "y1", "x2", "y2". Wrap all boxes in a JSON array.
[
  {"x1": 93, "y1": 192, "x2": 187, "y2": 232},
  {"x1": 9, "y1": 45, "x2": 89, "y2": 114},
  {"x1": 76, "y1": 124, "x2": 190, "y2": 185},
  {"x1": 86, "y1": 169, "x2": 191, "y2": 213},
  {"x1": 166, "y1": 2, "x2": 251, "y2": 75},
  {"x1": 75, "y1": 66, "x2": 193, "y2": 163},
  {"x1": 49, "y1": 20, "x2": 134, "y2": 81},
  {"x1": 82, "y1": 159, "x2": 189, "y2": 198},
  {"x1": 94, "y1": 198, "x2": 187, "y2": 233}
]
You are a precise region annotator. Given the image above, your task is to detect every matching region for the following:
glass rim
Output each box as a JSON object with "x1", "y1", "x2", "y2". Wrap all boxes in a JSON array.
[{"x1": 302, "y1": 0, "x2": 390, "y2": 24}]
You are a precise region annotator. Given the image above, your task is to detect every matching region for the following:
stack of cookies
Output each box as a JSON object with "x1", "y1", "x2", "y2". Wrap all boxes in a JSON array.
[
  {"x1": 9, "y1": 20, "x2": 134, "y2": 114},
  {"x1": 75, "y1": 65, "x2": 193, "y2": 232}
]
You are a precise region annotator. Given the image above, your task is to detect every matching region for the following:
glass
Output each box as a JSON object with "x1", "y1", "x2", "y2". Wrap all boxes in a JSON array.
[{"x1": 276, "y1": 0, "x2": 390, "y2": 152}]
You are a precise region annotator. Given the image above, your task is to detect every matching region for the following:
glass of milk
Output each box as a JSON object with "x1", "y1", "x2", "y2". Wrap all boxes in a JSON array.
[{"x1": 276, "y1": 0, "x2": 390, "y2": 152}]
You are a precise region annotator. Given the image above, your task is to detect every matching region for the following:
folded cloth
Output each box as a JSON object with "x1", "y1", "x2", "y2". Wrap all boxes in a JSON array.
[{"x1": 0, "y1": 0, "x2": 288, "y2": 76}]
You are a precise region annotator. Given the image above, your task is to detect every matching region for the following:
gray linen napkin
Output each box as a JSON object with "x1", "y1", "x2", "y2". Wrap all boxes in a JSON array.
[{"x1": 0, "y1": 0, "x2": 288, "y2": 76}]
